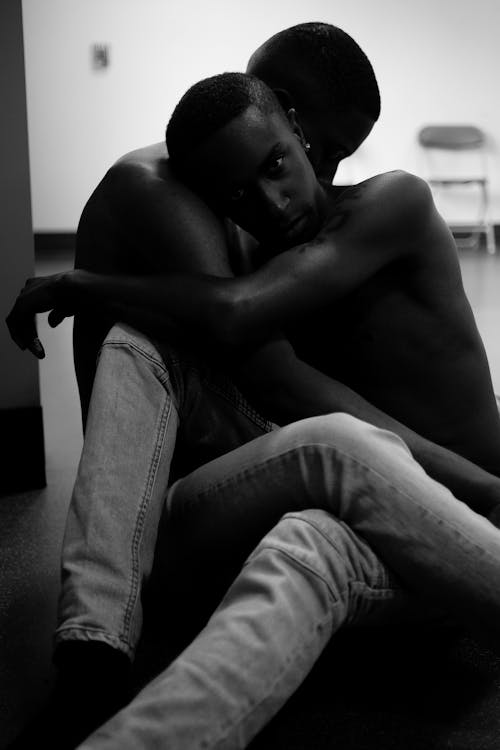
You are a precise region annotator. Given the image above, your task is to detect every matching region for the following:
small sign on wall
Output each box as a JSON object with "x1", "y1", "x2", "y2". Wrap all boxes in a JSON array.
[{"x1": 91, "y1": 44, "x2": 110, "y2": 70}]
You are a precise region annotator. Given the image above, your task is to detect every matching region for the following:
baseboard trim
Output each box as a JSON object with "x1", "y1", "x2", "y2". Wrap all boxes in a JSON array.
[
  {"x1": 34, "y1": 232, "x2": 76, "y2": 253},
  {"x1": 0, "y1": 406, "x2": 46, "y2": 495}
]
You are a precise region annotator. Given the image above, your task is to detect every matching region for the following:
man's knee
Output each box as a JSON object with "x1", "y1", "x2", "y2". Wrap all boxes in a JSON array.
[
  {"x1": 262, "y1": 509, "x2": 353, "y2": 562},
  {"x1": 280, "y1": 412, "x2": 410, "y2": 461},
  {"x1": 245, "y1": 510, "x2": 350, "y2": 603},
  {"x1": 247, "y1": 510, "x2": 385, "y2": 609},
  {"x1": 103, "y1": 322, "x2": 158, "y2": 355}
]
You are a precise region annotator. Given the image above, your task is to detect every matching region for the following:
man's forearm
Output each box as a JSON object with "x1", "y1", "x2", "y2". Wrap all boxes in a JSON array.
[{"x1": 67, "y1": 269, "x2": 255, "y2": 347}]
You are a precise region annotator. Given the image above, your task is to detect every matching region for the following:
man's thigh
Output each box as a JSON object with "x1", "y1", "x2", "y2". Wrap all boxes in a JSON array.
[{"x1": 152, "y1": 333, "x2": 277, "y2": 479}]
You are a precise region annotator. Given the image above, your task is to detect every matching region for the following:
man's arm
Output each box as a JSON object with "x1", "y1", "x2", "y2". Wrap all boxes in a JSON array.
[
  {"x1": 236, "y1": 336, "x2": 500, "y2": 519},
  {"x1": 7, "y1": 172, "x2": 431, "y2": 354},
  {"x1": 43, "y1": 172, "x2": 436, "y2": 350},
  {"x1": 6, "y1": 265, "x2": 500, "y2": 517},
  {"x1": 9, "y1": 167, "x2": 500, "y2": 515}
]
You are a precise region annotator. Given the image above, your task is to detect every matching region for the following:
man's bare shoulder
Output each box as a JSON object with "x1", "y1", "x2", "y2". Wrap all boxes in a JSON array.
[
  {"x1": 329, "y1": 171, "x2": 430, "y2": 213},
  {"x1": 107, "y1": 141, "x2": 173, "y2": 190},
  {"x1": 100, "y1": 141, "x2": 209, "y2": 215},
  {"x1": 323, "y1": 171, "x2": 435, "y2": 249}
]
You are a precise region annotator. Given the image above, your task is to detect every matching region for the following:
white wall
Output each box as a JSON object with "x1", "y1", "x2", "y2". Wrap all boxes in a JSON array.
[{"x1": 22, "y1": 0, "x2": 500, "y2": 230}]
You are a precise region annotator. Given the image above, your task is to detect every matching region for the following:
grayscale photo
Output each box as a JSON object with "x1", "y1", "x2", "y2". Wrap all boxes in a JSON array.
[{"x1": 1, "y1": 1, "x2": 500, "y2": 748}]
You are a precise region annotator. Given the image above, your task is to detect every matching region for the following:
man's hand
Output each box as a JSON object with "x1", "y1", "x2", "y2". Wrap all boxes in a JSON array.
[{"x1": 6, "y1": 272, "x2": 76, "y2": 358}]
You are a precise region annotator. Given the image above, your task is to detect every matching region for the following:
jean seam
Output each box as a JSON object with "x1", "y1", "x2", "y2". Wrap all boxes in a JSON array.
[
  {"x1": 199, "y1": 374, "x2": 274, "y2": 433},
  {"x1": 105, "y1": 333, "x2": 271, "y2": 432},
  {"x1": 245, "y1": 542, "x2": 350, "y2": 606},
  {"x1": 103, "y1": 339, "x2": 170, "y2": 378},
  {"x1": 209, "y1": 530, "x2": 396, "y2": 746},
  {"x1": 197, "y1": 440, "x2": 497, "y2": 563},
  {"x1": 121, "y1": 391, "x2": 173, "y2": 642},
  {"x1": 279, "y1": 512, "x2": 397, "y2": 591}
]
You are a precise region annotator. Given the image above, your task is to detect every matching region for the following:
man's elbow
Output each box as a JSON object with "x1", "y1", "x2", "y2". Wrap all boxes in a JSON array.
[
  {"x1": 208, "y1": 292, "x2": 242, "y2": 349},
  {"x1": 212, "y1": 292, "x2": 257, "y2": 350}
]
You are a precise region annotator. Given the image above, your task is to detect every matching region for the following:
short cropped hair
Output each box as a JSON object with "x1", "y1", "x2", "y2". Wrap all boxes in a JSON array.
[
  {"x1": 166, "y1": 72, "x2": 285, "y2": 172},
  {"x1": 248, "y1": 21, "x2": 381, "y2": 120}
]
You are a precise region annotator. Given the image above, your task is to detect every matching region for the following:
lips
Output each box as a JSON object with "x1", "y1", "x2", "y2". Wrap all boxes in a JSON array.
[{"x1": 261, "y1": 212, "x2": 314, "y2": 250}]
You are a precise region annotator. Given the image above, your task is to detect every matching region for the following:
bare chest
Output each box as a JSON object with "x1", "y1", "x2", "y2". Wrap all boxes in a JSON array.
[
  {"x1": 287, "y1": 265, "x2": 498, "y2": 451},
  {"x1": 290, "y1": 269, "x2": 436, "y2": 387}
]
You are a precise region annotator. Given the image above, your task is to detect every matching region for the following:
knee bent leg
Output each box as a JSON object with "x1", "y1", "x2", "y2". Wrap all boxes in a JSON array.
[{"x1": 279, "y1": 413, "x2": 411, "y2": 462}]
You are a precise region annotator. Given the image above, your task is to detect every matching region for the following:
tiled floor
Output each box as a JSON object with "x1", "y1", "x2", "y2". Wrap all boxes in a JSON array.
[{"x1": 0, "y1": 243, "x2": 499, "y2": 748}]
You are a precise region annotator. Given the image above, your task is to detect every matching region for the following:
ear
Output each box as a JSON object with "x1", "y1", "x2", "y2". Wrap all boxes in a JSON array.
[
  {"x1": 286, "y1": 108, "x2": 310, "y2": 151},
  {"x1": 273, "y1": 87, "x2": 294, "y2": 112}
]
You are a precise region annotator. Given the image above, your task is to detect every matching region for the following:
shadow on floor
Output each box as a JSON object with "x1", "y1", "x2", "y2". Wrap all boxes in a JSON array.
[{"x1": 249, "y1": 626, "x2": 500, "y2": 749}]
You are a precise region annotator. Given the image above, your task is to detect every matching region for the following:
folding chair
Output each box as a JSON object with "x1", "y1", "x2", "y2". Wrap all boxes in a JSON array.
[{"x1": 418, "y1": 125, "x2": 495, "y2": 254}]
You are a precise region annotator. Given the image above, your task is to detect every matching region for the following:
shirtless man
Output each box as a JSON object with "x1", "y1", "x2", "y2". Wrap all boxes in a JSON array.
[
  {"x1": 7, "y1": 24, "x2": 500, "y2": 750},
  {"x1": 67, "y1": 71, "x2": 500, "y2": 750},
  {"x1": 16, "y1": 23, "x2": 377, "y2": 429},
  {"x1": 8, "y1": 25, "x2": 500, "y2": 497}
]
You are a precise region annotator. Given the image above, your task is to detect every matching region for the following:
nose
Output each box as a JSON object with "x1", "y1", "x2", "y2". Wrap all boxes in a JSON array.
[{"x1": 258, "y1": 181, "x2": 290, "y2": 217}]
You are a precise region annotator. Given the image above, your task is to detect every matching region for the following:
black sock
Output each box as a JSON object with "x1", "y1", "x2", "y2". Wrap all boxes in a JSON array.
[{"x1": 11, "y1": 641, "x2": 133, "y2": 750}]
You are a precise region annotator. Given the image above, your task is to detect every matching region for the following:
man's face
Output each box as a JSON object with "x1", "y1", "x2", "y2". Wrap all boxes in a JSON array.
[
  {"x1": 303, "y1": 108, "x2": 375, "y2": 182},
  {"x1": 245, "y1": 49, "x2": 376, "y2": 183},
  {"x1": 185, "y1": 105, "x2": 327, "y2": 250}
]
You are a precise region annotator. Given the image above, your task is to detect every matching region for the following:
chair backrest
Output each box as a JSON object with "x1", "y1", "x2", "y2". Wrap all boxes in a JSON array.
[{"x1": 418, "y1": 125, "x2": 485, "y2": 150}]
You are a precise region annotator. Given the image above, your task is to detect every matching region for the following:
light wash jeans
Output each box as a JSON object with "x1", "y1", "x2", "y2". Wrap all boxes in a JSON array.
[
  {"x1": 58, "y1": 323, "x2": 500, "y2": 748},
  {"x1": 79, "y1": 510, "x2": 426, "y2": 750},
  {"x1": 57, "y1": 323, "x2": 275, "y2": 656}
]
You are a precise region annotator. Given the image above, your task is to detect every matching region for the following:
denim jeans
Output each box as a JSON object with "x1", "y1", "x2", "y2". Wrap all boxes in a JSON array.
[
  {"x1": 79, "y1": 452, "x2": 500, "y2": 750},
  {"x1": 57, "y1": 323, "x2": 275, "y2": 656},
  {"x1": 60, "y1": 323, "x2": 500, "y2": 748},
  {"x1": 79, "y1": 510, "x2": 426, "y2": 750}
]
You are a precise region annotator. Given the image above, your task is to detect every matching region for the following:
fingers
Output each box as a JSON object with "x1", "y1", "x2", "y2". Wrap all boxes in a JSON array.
[
  {"x1": 6, "y1": 308, "x2": 37, "y2": 351},
  {"x1": 6, "y1": 273, "x2": 72, "y2": 357},
  {"x1": 48, "y1": 309, "x2": 68, "y2": 328},
  {"x1": 6, "y1": 293, "x2": 46, "y2": 358},
  {"x1": 6, "y1": 313, "x2": 45, "y2": 358},
  {"x1": 27, "y1": 338, "x2": 45, "y2": 359}
]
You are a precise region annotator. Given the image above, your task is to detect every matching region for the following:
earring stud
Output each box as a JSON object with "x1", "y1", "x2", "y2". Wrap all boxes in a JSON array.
[{"x1": 304, "y1": 142, "x2": 311, "y2": 152}]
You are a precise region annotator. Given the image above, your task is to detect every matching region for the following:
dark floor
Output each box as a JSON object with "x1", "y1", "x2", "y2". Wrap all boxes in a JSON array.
[{"x1": 1, "y1": 242, "x2": 500, "y2": 748}]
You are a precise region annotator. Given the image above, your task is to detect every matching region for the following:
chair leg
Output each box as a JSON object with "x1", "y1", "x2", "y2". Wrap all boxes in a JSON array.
[{"x1": 486, "y1": 223, "x2": 496, "y2": 254}]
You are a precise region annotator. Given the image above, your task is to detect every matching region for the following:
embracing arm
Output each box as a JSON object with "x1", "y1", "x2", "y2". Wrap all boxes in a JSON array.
[
  {"x1": 9, "y1": 165, "x2": 497, "y2": 513},
  {"x1": 7, "y1": 172, "x2": 430, "y2": 355},
  {"x1": 6, "y1": 261, "x2": 500, "y2": 517},
  {"x1": 61, "y1": 172, "x2": 435, "y2": 347},
  {"x1": 237, "y1": 337, "x2": 500, "y2": 519}
]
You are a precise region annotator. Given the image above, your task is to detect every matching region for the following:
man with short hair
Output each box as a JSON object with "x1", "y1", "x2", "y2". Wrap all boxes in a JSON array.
[
  {"x1": 10, "y1": 25, "x2": 500, "y2": 476},
  {"x1": 7, "y1": 26, "x2": 500, "y2": 750},
  {"x1": 67, "y1": 69, "x2": 500, "y2": 750},
  {"x1": 247, "y1": 22, "x2": 379, "y2": 183},
  {"x1": 19, "y1": 23, "x2": 380, "y2": 428}
]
